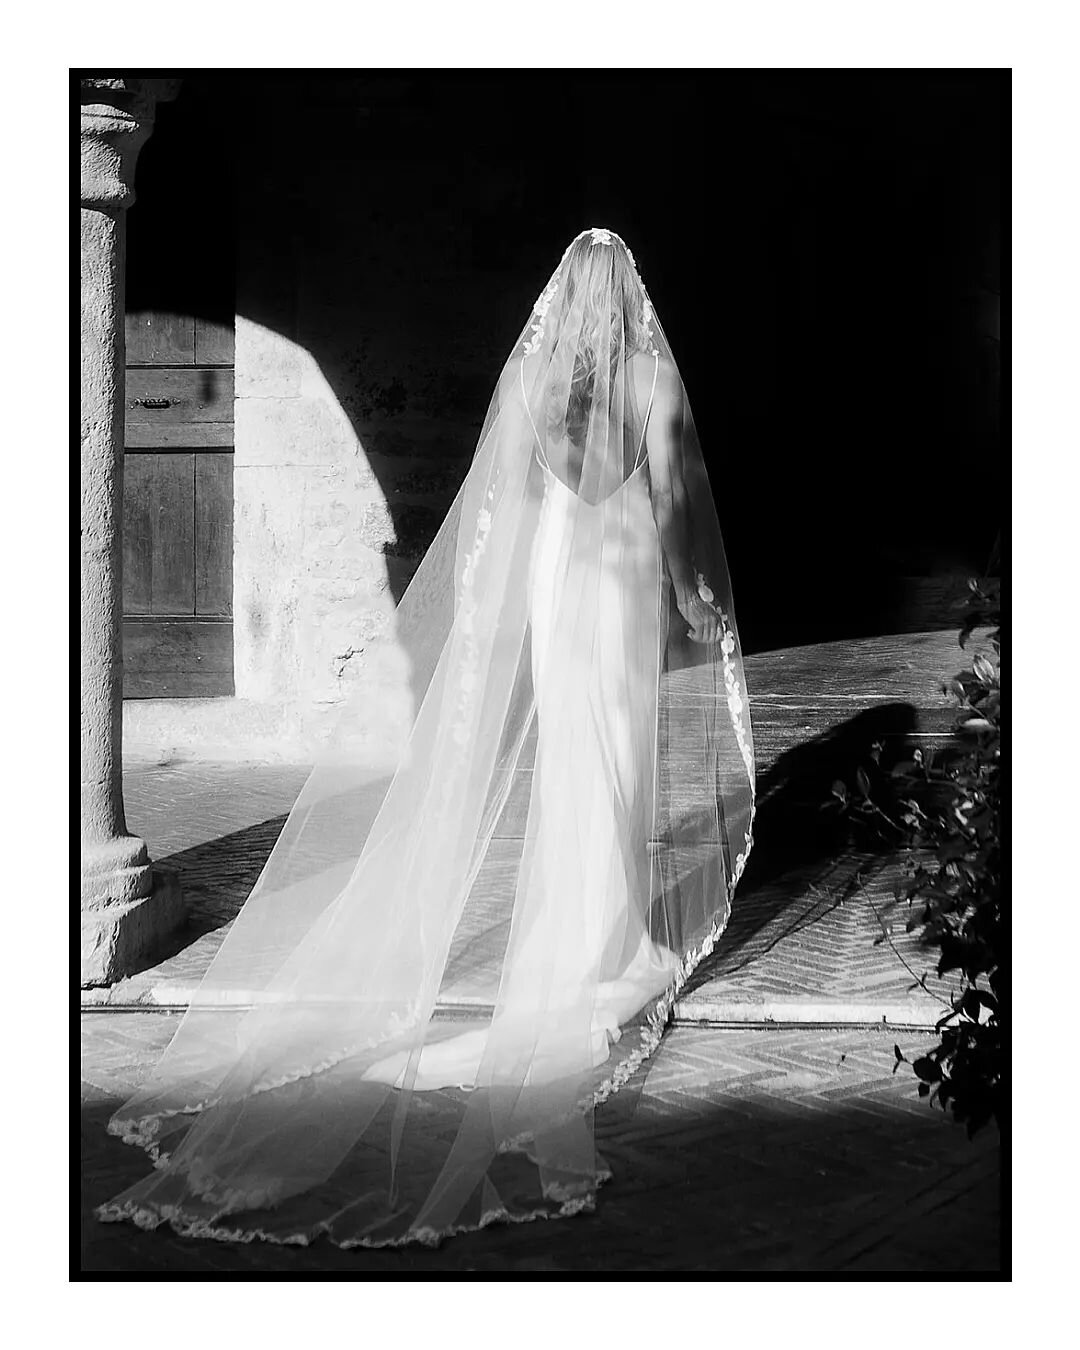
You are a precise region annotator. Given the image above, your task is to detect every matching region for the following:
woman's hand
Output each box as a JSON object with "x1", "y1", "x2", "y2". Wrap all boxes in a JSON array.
[{"x1": 675, "y1": 589, "x2": 720, "y2": 644}]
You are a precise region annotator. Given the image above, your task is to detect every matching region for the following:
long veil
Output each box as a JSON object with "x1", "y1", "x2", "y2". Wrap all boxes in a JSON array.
[{"x1": 97, "y1": 228, "x2": 756, "y2": 1247}]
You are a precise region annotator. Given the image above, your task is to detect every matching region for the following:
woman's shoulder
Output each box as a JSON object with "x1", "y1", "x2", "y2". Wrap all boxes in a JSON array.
[
  {"x1": 506, "y1": 346, "x2": 547, "y2": 380},
  {"x1": 629, "y1": 346, "x2": 672, "y2": 369},
  {"x1": 498, "y1": 348, "x2": 536, "y2": 396},
  {"x1": 629, "y1": 348, "x2": 677, "y2": 394}
]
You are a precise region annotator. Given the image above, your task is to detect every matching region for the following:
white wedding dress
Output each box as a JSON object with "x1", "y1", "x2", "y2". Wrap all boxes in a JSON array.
[{"x1": 363, "y1": 356, "x2": 678, "y2": 1091}]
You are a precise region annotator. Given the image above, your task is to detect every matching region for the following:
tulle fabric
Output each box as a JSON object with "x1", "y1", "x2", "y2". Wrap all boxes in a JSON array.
[{"x1": 96, "y1": 228, "x2": 756, "y2": 1248}]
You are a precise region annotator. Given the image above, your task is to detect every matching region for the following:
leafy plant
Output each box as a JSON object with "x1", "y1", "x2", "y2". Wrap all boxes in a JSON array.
[{"x1": 827, "y1": 578, "x2": 1002, "y2": 1137}]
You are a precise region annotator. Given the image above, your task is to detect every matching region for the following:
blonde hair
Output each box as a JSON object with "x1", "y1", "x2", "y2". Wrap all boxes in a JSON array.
[{"x1": 546, "y1": 233, "x2": 650, "y2": 447}]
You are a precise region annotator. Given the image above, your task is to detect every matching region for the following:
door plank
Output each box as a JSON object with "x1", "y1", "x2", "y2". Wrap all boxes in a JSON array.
[
  {"x1": 150, "y1": 453, "x2": 196, "y2": 615},
  {"x1": 126, "y1": 423, "x2": 234, "y2": 450},
  {"x1": 126, "y1": 368, "x2": 234, "y2": 424},
  {"x1": 121, "y1": 454, "x2": 154, "y2": 614},
  {"x1": 124, "y1": 668, "x2": 234, "y2": 698},
  {"x1": 195, "y1": 317, "x2": 236, "y2": 366},
  {"x1": 195, "y1": 454, "x2": 234, "y2": 616},
  {"x1": 125, "y1": 312, "x2": 195, "y2": 364},
  {"x1": 122, "y1": 619, "x2": 234, "y2": 698}
]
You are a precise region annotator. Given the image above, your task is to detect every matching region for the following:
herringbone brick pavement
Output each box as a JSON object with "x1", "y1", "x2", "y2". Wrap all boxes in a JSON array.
[
  {"x1": 84, "y1": 764, "x2": 312, "y2": 1004},
  {"x1": 80, "y1": 631, "x2": 999, "y2": 1273},
  {"x1": 89, "y1": 631, "x2": 972, "y2": 1018},
  {"x1": 89, "y1": 758, "x2": 958, "y2": 1023},
  {"x1": 81, "y1": 1015, "x2": 999, "y2": 1273}
]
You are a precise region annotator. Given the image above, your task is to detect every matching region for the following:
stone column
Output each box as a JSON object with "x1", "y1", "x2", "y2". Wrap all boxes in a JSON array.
[{"x1": 81, "y1": 77, "x2": 184, "y2": 985}]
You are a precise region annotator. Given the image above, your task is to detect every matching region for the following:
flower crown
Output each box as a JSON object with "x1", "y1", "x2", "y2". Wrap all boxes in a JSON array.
[{"x1": 523, "y1": 227, "x2": 658, "y2": 356}]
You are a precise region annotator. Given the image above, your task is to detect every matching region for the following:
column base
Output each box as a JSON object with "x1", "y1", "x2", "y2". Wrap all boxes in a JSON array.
[{"x1": 81, "y1": 867, "x2": 186, "y2": 987}]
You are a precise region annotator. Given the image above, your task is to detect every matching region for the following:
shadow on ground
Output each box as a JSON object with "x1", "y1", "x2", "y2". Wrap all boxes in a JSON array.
[
  {"x1": 125, "y1": 772, "x2": 397, "y2": 978},
  {"x1": 685, "y1": 702, "x2": 925, "y2": 995},
  {"x1": 125, "y1": 702, "x2": 932, "y2": 994},
  {"x1": 116, "y1": 816, "x2": 292, "y2": 979},
  {"x1": 81, "y1": 1050, "x2": 999, "y2": 1275}
]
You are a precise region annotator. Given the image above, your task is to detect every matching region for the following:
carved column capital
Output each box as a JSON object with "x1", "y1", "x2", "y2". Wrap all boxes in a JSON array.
[{"x1": 80, "y1": 76, "x2": 181, "y2": 211}]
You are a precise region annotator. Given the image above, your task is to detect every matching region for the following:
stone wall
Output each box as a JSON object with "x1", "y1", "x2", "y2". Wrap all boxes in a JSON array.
[
  {"x1": 122, "y1": 249, "x2": 469, "y2": 766},
  {"x1": 124, "y1": 77, "x2": 534, "y2": 765}
]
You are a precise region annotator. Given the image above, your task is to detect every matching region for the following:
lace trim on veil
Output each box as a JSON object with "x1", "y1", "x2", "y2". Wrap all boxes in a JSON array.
[
  {"x1": 95, "y1": 1188, "x2": 600, "y2": 1252},
  {"x1": 96, "y1": 835, "x2": 752, "y2": 1250},
  {"x1": 103, "y1": 707, "x2": 761, "y2": 1252}
]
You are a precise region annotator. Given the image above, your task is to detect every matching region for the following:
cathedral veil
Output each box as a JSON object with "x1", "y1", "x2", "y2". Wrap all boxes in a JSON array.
[{"x1": 97, "y1": 228, "x2": 756, "y2": 1247}]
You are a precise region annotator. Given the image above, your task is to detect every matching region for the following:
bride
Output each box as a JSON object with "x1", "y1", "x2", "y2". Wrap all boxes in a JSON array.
[{"x1": 97, "y1": 227, "x2": 756, "y2": 1248}]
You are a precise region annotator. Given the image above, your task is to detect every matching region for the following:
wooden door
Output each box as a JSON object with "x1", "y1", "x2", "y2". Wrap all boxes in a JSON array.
[{"x1": 122, "y1": 313, "x2": 235, "y2": 697}]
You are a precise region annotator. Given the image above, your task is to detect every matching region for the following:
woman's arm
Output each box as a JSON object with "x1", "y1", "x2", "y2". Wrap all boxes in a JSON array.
[{"x1": 644, "y1": 357, "x2": 719, "y2": 644}]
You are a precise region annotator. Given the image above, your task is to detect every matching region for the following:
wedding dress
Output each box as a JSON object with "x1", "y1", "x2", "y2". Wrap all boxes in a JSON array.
[{"x1": 96, "y1": 227, "x2": 755, "y2": 1248}]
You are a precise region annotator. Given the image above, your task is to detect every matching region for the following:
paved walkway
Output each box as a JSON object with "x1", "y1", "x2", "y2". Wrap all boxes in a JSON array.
[
  {"x1": 84, "y1": 758, "x2": 959, "y2": 1023},
  {"x1": 86, "y1": 632, "x2": 970, "y2": 1024},
  {"x1": 82, "y1": 1018, "x2": 998, "y2": 1273},
  {"x1": 80, "y1": 630, "x2": 1000, "y2": 1272}
]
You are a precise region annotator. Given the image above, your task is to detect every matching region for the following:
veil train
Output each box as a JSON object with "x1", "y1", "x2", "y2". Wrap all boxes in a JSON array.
[{"x1": 96, "y1": 227, "x2": 756, "y2": 1248}]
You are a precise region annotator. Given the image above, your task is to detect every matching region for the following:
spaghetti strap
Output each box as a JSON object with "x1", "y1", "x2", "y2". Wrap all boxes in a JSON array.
[
  {"x1": 520, "y1": 357, "x2": 550, "y2": 472},
  {"x1": 629, "y1": 351, "x2": 661, "y2": 472},
  {"x1": 524, "y1": 351, "x2": 657, "y2": 477},
  {"x1": 632, "y1": 351, "x2": 660, "y2": 471}
]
